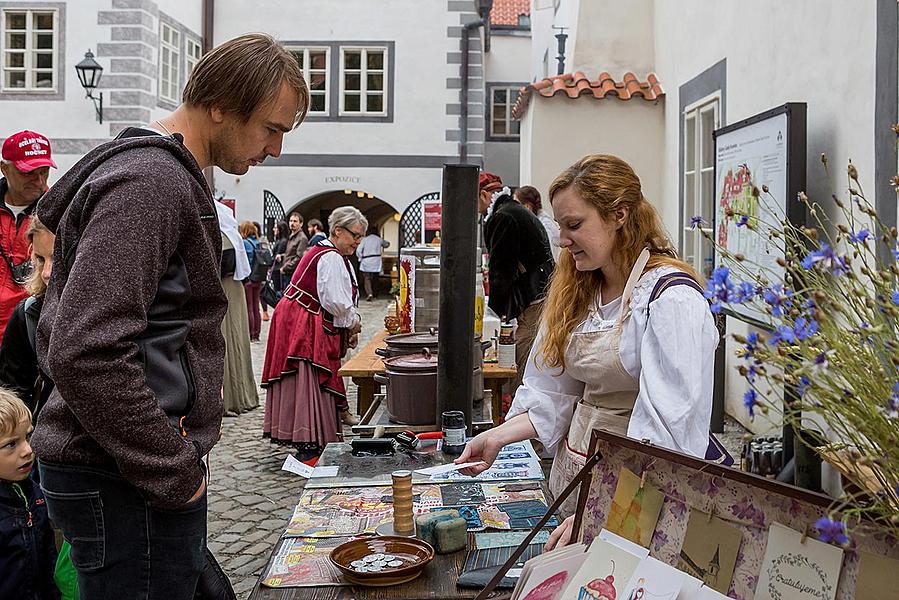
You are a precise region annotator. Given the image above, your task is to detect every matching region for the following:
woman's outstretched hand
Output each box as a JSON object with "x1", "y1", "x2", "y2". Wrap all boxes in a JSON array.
[{"x1": 453, "y1": 429, "x2": 504, "y2": 476}]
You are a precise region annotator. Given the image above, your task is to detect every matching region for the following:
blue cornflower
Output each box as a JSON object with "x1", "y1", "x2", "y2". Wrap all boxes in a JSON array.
[
  {"x1": 797, "y1": 376, "x2": 811, "y2": 397},
  {"x1": 743, "y1": 389, "x2": 757, "y2": 418},
  {"x1": 769, "y1": 324, "x2": 797, "y2": 345},
  {"x1": 801, "y1": 244, "x2": 849, "y2": 276},
  {"x1": 690, "y1": 215, "x2": 704, "y2": 229},
  {"x1": 892, "y1": 291, "x2": 899, "y2": 305},
  {"x1": 893, "y1": 247, "x2": 899, "y2": 261},
  {"x1": 745, "y1": 332, "x2": 760, "y2": 355},
  {"x1": 793, "y1": 317, "x2": 819, "y2": 341},
  {"x1": 704, "y1": 267, "x2": 734, "y2": 313},
  {"x1": 848, "y1": 229, "x2": 871, "y2": 244},
  {"x1": 736, "y1": 215, "x2": 749, "y2": 227},
  {"x1": 814, "y1": 517, "x2": 849, "y2": 545},
  {"x1": 734, "y1": 282, "x2": 756, "y2": 303},
  {"x1": 763, "y1": 285, "x2": 793, "y2": 318}
]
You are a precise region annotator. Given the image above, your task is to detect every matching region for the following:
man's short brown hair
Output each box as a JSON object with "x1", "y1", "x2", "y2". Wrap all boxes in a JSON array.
[
  {"x1": 183, "y1": 33, "x2": 309, "y2": 127},
  {"x1": 289, "y1": 211, "x2": 304, "y2": 224}
]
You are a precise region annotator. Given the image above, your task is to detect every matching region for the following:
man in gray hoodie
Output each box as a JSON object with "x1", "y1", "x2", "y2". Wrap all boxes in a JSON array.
[{"x1": 33, "y1": 34, "x2": 309, "y2": 598}]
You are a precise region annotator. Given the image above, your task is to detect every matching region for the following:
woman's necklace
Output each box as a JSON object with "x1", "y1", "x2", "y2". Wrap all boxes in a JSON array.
[{"x1": 154, "y1": 119, "x2": 174, "y2": 135}]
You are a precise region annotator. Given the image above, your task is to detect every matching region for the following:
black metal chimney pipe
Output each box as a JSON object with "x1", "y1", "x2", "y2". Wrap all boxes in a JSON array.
[{"x1": 436, "y1": 164, "x2": 478, "y2": 434}]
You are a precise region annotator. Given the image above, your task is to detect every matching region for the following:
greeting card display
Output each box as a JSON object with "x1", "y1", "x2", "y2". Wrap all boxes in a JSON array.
[
  {"x1": 606, "y1": 467, "x2": 665, "y2": 548},
  {"x1": 574, "y1": 429, "x2": 899, "y2": 599}
]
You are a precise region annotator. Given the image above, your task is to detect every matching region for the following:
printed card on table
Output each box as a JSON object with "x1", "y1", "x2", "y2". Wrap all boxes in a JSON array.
[
  {"x1": 755, "y1": 523, "x2": 844, "y2": 600},
  {"x1": 606, "y1": 467, "x2": 665, "y2": 548},
  {"x1": 561, "y1": 537, "x2": 644, "y2": 600},
  {"x1": 622, "y1": 556, "x2": 687, "y2": 600},
  {"x1": 676, "y1": 508, "x2": 743, "y2": 594}
]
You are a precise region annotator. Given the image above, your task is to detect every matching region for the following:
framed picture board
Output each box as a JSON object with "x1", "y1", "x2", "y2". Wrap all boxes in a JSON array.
[{"x1": 573, "y1": 429, "x2": 899, "y2": 600}]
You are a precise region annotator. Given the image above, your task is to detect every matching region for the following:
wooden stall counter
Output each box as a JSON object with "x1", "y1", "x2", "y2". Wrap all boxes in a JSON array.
[{"x1": 339, "y1": 330, "x2": 517, "y2": 426}]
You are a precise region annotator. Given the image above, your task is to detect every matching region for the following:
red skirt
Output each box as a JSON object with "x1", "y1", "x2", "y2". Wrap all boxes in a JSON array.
[{"x1": 263, "y1": 365, "x2": 340, "y2": 448}]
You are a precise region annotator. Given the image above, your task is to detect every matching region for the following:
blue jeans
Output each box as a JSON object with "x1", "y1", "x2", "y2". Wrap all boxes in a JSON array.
[{"x1": 39, "y1": 461, "x2": 207, "y2": 600}]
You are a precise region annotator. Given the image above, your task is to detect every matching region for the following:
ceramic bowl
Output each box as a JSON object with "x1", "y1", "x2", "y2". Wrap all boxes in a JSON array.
[{"x1": 329, "y1": 536, "x2": 434, "y2": 587}]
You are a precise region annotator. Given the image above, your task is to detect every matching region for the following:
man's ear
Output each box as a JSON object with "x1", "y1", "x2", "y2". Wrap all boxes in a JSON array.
[{"x1": 210, "y1": 105, "x2": 226, "y2": 125}]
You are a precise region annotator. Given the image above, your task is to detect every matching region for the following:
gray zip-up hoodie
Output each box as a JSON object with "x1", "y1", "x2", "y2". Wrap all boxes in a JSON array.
[{"x1": 32, "y1": 129, "x2": 227, "y2": 508}]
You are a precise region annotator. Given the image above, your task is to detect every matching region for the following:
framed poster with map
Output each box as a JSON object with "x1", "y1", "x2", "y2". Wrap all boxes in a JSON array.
[{"x1": 712, "y1": 103, "x2": 807, "y2": 324}]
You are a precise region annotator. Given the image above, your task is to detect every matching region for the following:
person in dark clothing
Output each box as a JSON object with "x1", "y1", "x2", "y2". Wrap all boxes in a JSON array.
[
  {"x1": 280, "y1": 212, "x2": 308, "y2": 278},
  {"x1": 0, "y1": 389, "x2": 59, "y2": 600},
  {"x1": 479, "y1": 172, "x2": 555, "y2": 392},
  {"x1": 307, "y1": 218, "x2": 326, "y2": 247},
  {"x1": 0, "y1": 217, "x2": 54, "y2": 413},
  {"x1": 32, "y1": 33, "x2": 310, "y2": 599},
  {"x1": 263, "y1": 219, "x2": 290, "y2": 318}
]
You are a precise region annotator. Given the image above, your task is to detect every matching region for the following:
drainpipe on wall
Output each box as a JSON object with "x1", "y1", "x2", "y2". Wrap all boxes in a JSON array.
[
  {"x1": 459, "y1": 18, "x2": 484, "y2": 164},
  {"x1": 201, "y1": 0, "x2": 215, "y2": 189}
]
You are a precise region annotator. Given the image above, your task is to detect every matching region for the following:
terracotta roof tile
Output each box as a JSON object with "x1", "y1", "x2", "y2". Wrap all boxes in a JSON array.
[
  {"x1": 512, "y1": 71, "x2": 664, "y2": 119},
  {"x1": 491, "y1": 0, "x2": 530, "y2": 26}
]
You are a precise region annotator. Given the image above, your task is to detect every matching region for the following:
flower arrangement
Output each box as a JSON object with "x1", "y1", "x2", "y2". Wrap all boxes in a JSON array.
[{"x1": 693, "y1": 130, "x2": 899, "y2": 543}]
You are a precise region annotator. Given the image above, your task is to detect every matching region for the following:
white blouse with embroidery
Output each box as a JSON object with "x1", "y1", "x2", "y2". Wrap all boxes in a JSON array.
[
  {"x1": 507, "y1": 266, "x2": 718, "y2": 458},
  {"x1": 316, "y1": 241, "x2": 360, "y2": 328}
]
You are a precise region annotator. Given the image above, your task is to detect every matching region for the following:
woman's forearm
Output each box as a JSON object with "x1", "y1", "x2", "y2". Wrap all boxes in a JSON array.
[{"x1": 492, "y1": 412, "x2": 539, "y2": 447}]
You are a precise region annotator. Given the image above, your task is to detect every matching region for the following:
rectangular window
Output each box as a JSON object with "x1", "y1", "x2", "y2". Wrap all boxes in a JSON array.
[
  {"x1": 682, "y1": 95, "x2": 720, "y2": 279},
  {"x1": 159, "y1": 22, "x2": 181, "y2": 103},
  {"x1": 185, "y1": 37, "x2": 201, "y2": 79},
  {"x1": 1, "y1": 9, "x2": 57, "y2": 92},
  {"x1": 340, "y1": 47, "x2": 386, "y2": 115},
  {"x1": 288, "y1": 47, "x2": 329, "y2": 114},
  {"x1": 489, "y1": 86, "x2": 521, "y2": 138}
]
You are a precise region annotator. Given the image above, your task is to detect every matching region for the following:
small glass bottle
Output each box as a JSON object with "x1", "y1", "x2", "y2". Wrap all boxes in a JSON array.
[{"x1": 442, "y1": 410, "x2": 467, "y2": 456}]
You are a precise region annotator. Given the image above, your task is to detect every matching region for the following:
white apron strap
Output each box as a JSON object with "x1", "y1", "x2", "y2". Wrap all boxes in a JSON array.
[{"x1": 617, "y1": 248, "x2": 651, "y2": 324}]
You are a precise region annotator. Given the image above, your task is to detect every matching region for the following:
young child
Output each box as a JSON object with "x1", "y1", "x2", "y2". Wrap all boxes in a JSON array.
[{"x1": 0, "y1": 388, "x2": 59, "y2": 599}]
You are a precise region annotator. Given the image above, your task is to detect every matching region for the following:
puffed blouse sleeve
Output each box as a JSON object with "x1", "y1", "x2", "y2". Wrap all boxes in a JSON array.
[
  {"x1": 316, "y1": 251, "x2": 360, "y2": 328},
  {"x1": 506, "y1": 326, "x2": 585, "y2": 454},
  {"x1": 626, "y1": 285, "x2": 717, "y2": 457}
]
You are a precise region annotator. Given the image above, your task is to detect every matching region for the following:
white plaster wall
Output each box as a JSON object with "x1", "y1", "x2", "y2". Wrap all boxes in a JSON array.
[
  {"x1": 0, "y1": 0, "x2": 203, "y2": 185},
  {"x1": 569, "y1": 0, "x2": 654, "y2": 77},
  {"x1": 530, "y1": 0, "x2": 576, "y2": 79},
  {"x1": 653, "y1": 0, "x2": 878, "y2": 431},
  {"x1": 485, "y1": 33, "x2": 531, "y2": 82},
  {"x1": 212, "y1": 0, "x2": 458, "y2": 158},
  {"x1": 217, "y1": 164, "x2": 442, "y2": 225},
  {"x1": 519, "y1": 97, "x2": 664, "y2": 219}
]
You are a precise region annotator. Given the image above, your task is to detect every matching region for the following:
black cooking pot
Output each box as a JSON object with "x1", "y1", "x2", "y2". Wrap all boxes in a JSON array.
[{"x1": 375, "y1": 349, "x2": 438, "y2": 425}]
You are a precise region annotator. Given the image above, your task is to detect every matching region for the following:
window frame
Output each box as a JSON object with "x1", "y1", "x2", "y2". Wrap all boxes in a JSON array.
[
  {"x1": 338, "y1": 45, "x2": 388, "y2": 117},
  {"x1": 681, "y1": 92, "x2": 721, "y2": 279},
  {"x1": 185, "y1": 36, "x2": 201, "y2": 79},
  {"x1": 158, "y1": 20, "x2": 181, "y2": 104},
  {"x1": 486, "y1": 84, "x2": 523, "y2": 141},
  {"x1": 286, "y1": 45, "x2": 330, "y2": 116},
  {"x1": 1, "y1": 7, "x2": 58, "y2": 93}
]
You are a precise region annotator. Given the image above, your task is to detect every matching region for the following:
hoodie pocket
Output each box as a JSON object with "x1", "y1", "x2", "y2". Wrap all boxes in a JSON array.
[{"x1": 179, "y1": 348, "x2": 197, "y2": 424}]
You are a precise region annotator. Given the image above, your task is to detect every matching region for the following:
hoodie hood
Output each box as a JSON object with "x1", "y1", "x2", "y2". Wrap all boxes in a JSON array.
[{"x1": 37, "y1": 129, "x2": 208, "y2": 233}]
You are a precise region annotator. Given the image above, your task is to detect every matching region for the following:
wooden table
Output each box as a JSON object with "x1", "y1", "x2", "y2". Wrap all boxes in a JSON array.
[{"x1": 339, "y1": 330, "x2": 517, "y2": 426}]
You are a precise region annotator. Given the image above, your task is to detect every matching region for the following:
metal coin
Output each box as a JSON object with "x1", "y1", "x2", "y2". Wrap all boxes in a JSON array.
[
  {"x1": 372, "y1": 553, "x2": 385, "y2": 560},
  {"x1": 387, "y1": 560, "x2": 403, "y2": 567},
  {"x1": 382, "y1": 554, "x2": 395, "y2": 561},
  {"x1": 368, "y1": 565, "x2": 383, "y2": 572},
  {"x1": 351, "y1": 560, "x2": 366, "y2": 568},
  {"x1": 355, "y1": 566, "x2": 368, "y2": 573},
  {"x1": 363, "y1": 555, "x2": 378, "y2": 563}
]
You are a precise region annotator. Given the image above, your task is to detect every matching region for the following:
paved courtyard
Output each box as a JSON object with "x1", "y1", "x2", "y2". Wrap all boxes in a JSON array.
[{"x1": 206, "y1": 296, "x2": 394, "y2": 598}]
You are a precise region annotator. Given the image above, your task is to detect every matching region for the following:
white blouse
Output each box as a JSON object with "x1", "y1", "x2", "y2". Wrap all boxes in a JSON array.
[
  {"x1": 316, "y1": 241, "x2": 360, "y2": 328},
  {"x1": 507, "y1": 266, "x2": 718, "y2": 458}
]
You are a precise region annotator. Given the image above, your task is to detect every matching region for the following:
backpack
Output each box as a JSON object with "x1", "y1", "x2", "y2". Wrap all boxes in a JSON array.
[{"x1": 249, "y1": 239, "x2": 273, "y2": 282}]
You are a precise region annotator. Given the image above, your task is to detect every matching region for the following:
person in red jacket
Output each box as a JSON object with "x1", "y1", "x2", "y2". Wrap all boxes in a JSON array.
[{"x1": 0, "y1": 130, "x2": 56, "y2": 336}]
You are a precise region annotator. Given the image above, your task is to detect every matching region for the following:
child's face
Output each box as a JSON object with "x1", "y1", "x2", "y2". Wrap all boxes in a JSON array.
[{"x1": 0, "y1": 418, "x2": 34, "y2": 482}]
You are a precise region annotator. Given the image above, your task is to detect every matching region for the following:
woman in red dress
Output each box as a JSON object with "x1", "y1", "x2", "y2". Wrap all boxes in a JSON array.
[{"x1": 262, "y1": 206, "x2": 366, "y2": 459}]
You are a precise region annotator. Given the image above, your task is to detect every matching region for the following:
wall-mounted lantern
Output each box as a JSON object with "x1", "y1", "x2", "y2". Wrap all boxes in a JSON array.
[{"x1": 75, "y1": 49, "x2": 103, "y2": 124}]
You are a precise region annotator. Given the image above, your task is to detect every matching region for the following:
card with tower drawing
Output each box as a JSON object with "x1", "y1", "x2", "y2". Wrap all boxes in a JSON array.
[
  {"x1": 606, "y1": 467, "x2": 665, "y2": 548},
  {"x1": 676, "y1": 508, "x2": 743, "y2": 594}
]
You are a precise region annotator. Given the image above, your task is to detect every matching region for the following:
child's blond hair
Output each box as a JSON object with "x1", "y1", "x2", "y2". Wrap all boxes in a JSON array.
[{"x1": 0, "y1": 388, "x2": 30, "y2": 438}]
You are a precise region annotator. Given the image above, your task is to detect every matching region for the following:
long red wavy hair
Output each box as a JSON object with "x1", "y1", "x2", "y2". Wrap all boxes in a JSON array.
[{"x1": 540, "y1": 154, "x2": 701, "y2": 370}]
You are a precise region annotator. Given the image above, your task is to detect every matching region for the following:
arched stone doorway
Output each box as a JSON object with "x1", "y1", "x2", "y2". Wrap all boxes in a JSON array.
[{"x1": 285, "y1": 189, "x2": 399, "y2": 235}]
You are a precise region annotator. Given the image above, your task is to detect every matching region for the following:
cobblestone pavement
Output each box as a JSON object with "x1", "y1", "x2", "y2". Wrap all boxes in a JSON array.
[
  {"x1": 206, "y1": 296, "x2": 749, "y2": 598},
  {"x1": 207, "y1": 296, "x2": 395, "y2": 598}
]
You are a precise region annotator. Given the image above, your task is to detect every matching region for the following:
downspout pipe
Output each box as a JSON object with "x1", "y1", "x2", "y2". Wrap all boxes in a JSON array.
[{"x1": 459, "y1": 18, "x2": 485, "y2": 163}]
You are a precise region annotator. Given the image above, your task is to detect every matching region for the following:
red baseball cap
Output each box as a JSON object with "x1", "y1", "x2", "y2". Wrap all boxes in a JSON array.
[
  {"x1": 2, "y1": 130, "x2": 57, "y2": 172},
  {"x1": 479, "y1": 171, "x2": 503, "y2": 192}
]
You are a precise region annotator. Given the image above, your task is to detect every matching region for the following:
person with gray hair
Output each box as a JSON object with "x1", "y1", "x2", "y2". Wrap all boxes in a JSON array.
[{"x1": 262, "y1": 205, "x2": 367, "y2": 459}]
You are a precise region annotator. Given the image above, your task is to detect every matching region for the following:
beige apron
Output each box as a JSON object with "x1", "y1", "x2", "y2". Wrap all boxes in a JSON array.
[{"x1": 548, "y1": 249, "x2": 651, "y2": 516}]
